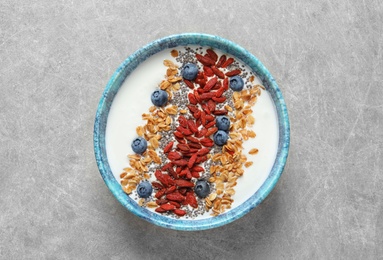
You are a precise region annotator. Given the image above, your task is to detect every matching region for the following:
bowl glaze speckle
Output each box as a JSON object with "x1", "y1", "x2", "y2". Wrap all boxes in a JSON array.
[{"x1": 94, "y1": 33, "x2": 290, "y2": 231}]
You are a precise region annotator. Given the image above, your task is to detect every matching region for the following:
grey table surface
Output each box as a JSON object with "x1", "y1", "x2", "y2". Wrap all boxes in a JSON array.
[{"x1": 1, "y1": 0, "x2": 382, "y2": 259}]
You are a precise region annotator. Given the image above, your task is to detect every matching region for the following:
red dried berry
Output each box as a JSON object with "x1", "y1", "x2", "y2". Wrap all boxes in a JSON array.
[
  {"x1": 213, "y1": 109, "x2": 228, "y2": 115},
  {"x1": 215, "y1": 87, "x2": 225, "y2": 97},
  {"x1": 200, "y1": 92, "x2": 215, "y2": 100},
  {"x1": 169, "y1": 201, "x2": 181, "y2": 208},
  {"x1": 192, "y1": 165, "x2": 205, "y2": 172},
  {"x1": 200, "y1": 138, "x2": 214, "y2": 147},
  {"x1": 168, "y1": 151, "x2": 182, "y2": 161},
  {"x1": 197, "y1": 148, "x2": 210, "y2": 156},
  {"x1": 187, "y1": 120, "x2": 198, "y2": 133},
  {"x1": 203, "y1": 77, "x2": 218, "y2": 92},
  {"x1": 160, "y1": 203, "x2": 176, "y2": 211},
  {"x1": 178, "y1": 116, "x2": 188, "y2": 127},
  {"x1": 166, "y1": 192, "x2": 185, "y2": 202},
  {"x1": 176, "y1": 143, "x2": 190, "y2": 152},
  {"x1": 196, "y1": 53, "x2": 215, "y2": 66},
  {"x1": 185, "y1": 136, "x2": 199, "y2": 143},
  {"x1": 195, "y1": 155, "x2": 208, "y2": 163},
  {"x1": 152, "y1": 181, "x2": 164, "y2": 190},
  {"x1": 188, "y1": 142, "x2": 202, "y2": 149},
  {"x1": 174, "y1": 131, "x2": 184, "y2": 139},
  {"x1": 205, "y1": 127, "x2": 218, "y2": 137},
  {"x1": 225, "y1": 69, "x2": 241, "y2": 76},
  {"x1": 200, "y1": 111, "x2": 206, "y2": 125},
  {"x1": 163, "y1": 142, "x2": 174, "y2": 153},
  {"x1": 188, "y1": 153, "x2": 198, "y2": 168},
  {"x1": 191, "y1": 171, "x2": 200, "y2": 178},
  {"x1": 173, "y1": 209, "x2": 187, "y2": 216},
  {"x1": 188, "y1": 93, "x2": 197, "y2": 105},
  {"x1": 196, "y1": 128, "x2": 208, "y2": 138},
  {"x1": 203, "y1": 66, "x2": 214, "y2": 77},
  {"x1": 216, "y1": 55, "x2": 227, "y2": 68},
  {"x1": 211, "y1": 66, "x2": 225, "y2": 79},
  {"x1": 175, "y1": 179, "x2": 194, "y2": 188},
  {"x1": 156, "y1": 199, "x2": 169, "y2": 205},
  {"x1": 186, "y1": 192, "x2": 198, "y2": 208},
  {"x1": 167, "y1": 167, "x2": 177, "y2": 179},
  {"x1": 207, "y1": 100, "x2": 216, "y2": 112},
  {"x1": 204, "y1": 120, "x2": 216, "y2": 129},
  {"x1": 172, "y1": 159, "x2": 188, "y2": 166},
  {"x1": 155, "y1": 207, "x2": 167, "y2": 213},
  {"x1": 155, "y1": 189, "x2": 165, "y2": 199},
  {"x1": 221, "y1": 57, "x2": 234, "y2": 68},
  {"x1": 187, "y1": 105, "x2": 199, "y2": 113},
  {"x1": 212, "y1": 96, "x2": 226, "y2": 103},
  {"x1": 205, "y1": 114, "x2": 215, "y2": 122},
  {"x1": 223, "y1": 77, "x2": 229, "y2": 90},
  {"x1": 206, "y1": 49, "x2": 218, "y2": 62},
  {"x1": 184, "y1": 79, "x2": 194, "y2": 89}
]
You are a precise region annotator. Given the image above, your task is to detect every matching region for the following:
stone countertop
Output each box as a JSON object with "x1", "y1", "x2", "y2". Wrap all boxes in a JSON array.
[{"x1": 1, "y1": 0, "x2": 382, "y2": 259}]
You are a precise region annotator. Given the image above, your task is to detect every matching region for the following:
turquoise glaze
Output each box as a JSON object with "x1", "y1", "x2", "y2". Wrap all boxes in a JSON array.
[{"x1": 94, "y1": 33, "x2": 290, "y2": 231}]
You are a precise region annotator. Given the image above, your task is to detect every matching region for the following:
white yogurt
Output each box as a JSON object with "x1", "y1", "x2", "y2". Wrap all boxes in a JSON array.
[{"x1": 105, "y1": 46, "x2": 279, "y2": 219}]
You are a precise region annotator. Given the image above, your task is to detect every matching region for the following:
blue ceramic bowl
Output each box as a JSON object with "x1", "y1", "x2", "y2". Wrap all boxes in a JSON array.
[{"x1": 94, "y1": 33, "x2": 290, "y2": 231}]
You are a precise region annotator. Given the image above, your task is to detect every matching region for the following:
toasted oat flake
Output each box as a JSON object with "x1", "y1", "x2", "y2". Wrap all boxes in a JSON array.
[
  {"x1": 244, "y1": 161, "x2": 253, "y2": 168},
  {"x1": 249, "y1": 148, "x2": 259, "y2": 155},
  {"x1": 170, "y1": 49, "x2": 179, "y2": 57}
]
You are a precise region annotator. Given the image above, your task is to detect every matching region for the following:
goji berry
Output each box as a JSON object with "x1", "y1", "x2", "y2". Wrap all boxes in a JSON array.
[
  {"x1": 173, "y1": 209, "x2": 187, "y2": 216},
  {"x1": 212, "y1": 96, "x2": 226, "y2": 103},
  {"x1": 184, "y1": 79, "x2": 194, "y2": 89},
  {"x1": 169, "y1": 201, "x2": 181, "y2": 208},
  {"x1": 196, "y1": 53, "x2": 215, "y2": 66},
  {"x1": 163, "y1": 142, "x2": 173, "y2": 153},
  {"x1": 166, "y1": 192, "x2": 185, "y2": 202},
  {"x1": 175, "y1": 179, "x2": 194, "y2": 188},
  {"x1": 160, "y1": 203, "x2": 176, "y2": 211},
  {"x1": 205, "y1": 127, "x2": 218, "y2": 137},
  {"x1": 216, "y1": 55, "x2": 227, "y2": 68},
  {"x1": 206, "y1": 49, "x2": 218, "y2": 62},
  {"x1": 197, "y1": 148, "x2": 210, "y2": 156},
  {"x1": 211, "y1": 66, "x2": 225, "y2": 79},
  {"x1": 172, "y1": 159, "x2": 188, "y2": 166},
  {"x1": 155, "y1": 207, "x2": 167, "y2": 213},
  {"x1": 176, "y1": 143, "x2": 190, "y2": 151},
  {"x1": 155, "y1": 189, "x2": 165, "y2": 199},
  {"x1": 188, "y1": 153, "x2": 198, "y2": 168},
  {"x1": 204, "y1": 120, "x2": 216, "y2": 129},
  {"x1": 188, "y1": 93, "x2": 197, "y2": 105},
  {"x1": 221, "y1": 57, "x2": 234, "y2": 68},
  {"x1": 200, "y1": 138, "x2": 214, "y2": 147},
  {"x1": 213, "y1": 109, "x2": 228, "y2": 115},
  {"x1": 203, "y1": 66, "x2": 214, "y2": 77},
  {"x1": 225, "y1": 69, "x2": 241, "y2": 76},
  {"x1": 203, "y1": 77, "x2": 218, "y2": 92},
  {"x1": 156, "y1": 198, "x2": 169, "y2": 205},
  {"x1": 187, "y1": 120, "x2": 198, "y2": 133},
  {"x1": 168, "y1": 151, "x2": 182, "y2": 161},
  {"x1": 192, "y1": 165, "x2": 205, "y2": 172}
]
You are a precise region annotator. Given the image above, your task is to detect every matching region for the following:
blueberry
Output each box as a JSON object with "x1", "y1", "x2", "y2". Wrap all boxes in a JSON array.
[
  {"x1": 194, "y1": 180, "x2": 210, "y2": 198},
  {"x1": 213, "y1": 130, "x2": 229, "y2": 146},
  {"x1": 181, "y1": 63, "x2": 198, "y2": 81},
  {"x1": 229, "y1": 75, "x2": 244, "y2": 91},
  {"x1": 131, "y1": 137, "x2": 147, "y2": 154},
  {"x1": 136, "y1": 181, "x2": 152, "y2": 198},
  {"x1": 151, "y1": 90, "x2": 168, "y2": 107},
  {"x1": 216, "y1": 116, "x2": 230, "y2": 131}
]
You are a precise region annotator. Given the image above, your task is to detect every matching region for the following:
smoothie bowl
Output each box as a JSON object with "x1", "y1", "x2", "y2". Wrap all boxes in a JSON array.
[{"x1": 94, "y1": 33, "x2": 290, "y2": 231}]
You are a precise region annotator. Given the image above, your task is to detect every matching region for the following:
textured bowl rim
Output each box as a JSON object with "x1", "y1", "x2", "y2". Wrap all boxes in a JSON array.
[{"x1": 94, "y1": 33, "x2": 290, "y2": 231}]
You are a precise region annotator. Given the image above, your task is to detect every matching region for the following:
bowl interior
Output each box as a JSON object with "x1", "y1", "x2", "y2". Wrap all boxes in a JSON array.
[{"x1": 94, "y1": 33, "x2": 290, "y2": 231}]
